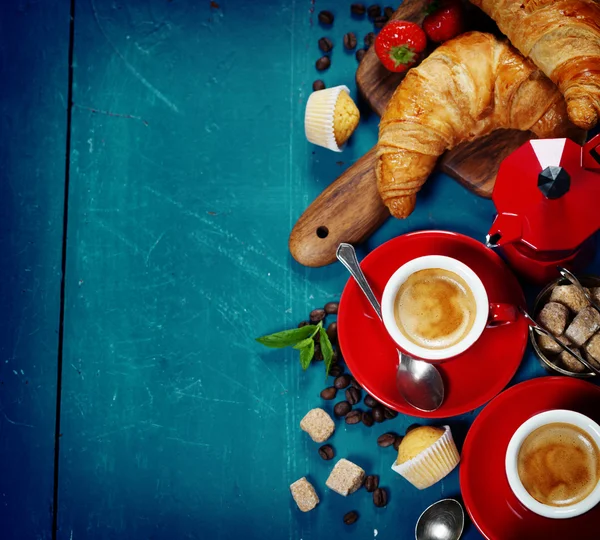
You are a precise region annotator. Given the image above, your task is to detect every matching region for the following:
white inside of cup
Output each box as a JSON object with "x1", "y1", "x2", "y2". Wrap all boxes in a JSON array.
[
  {"x1": 380, "y1": 255, "x2": 489, "y2": 361},
  {"x1": 505, "y1": 410, "x2": 600, "y2": 519}
]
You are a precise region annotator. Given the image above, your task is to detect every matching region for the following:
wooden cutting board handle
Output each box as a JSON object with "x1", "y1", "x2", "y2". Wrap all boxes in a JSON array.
[{"x1": 289, "y1": 148, "x2": 388, "y2": 268}]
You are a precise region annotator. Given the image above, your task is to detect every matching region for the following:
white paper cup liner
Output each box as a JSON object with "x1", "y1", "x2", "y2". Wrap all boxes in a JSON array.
[
  {"x1": 304, "y1": 85, "x2": 350, "y2": 152},
  {"x1": 391, "y1": 426, "x2": 460, "y2": 490}
]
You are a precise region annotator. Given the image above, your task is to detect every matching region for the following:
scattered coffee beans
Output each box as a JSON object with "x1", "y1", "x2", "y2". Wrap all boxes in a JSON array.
[
  {"x1": 372, "y1": 405, "x2": 385, "y2": 423},
  {"x1": 324, "y1": 301, "x2": 339, "y2": 314},
  {"x1": 329, "y1": 364, "x2": 344, "y2": 377},
  {"x1": 312, "y1": 80, "x2": 326, "y2": 91},
  {"x1": 316, "y1": 56, "x2": 331, "y2": 71},
  {"x1": 374, "y1": 15, "x2": 387, "y2": 28},
  {"x1": 334, "y1": 374, "x2": 352, "y2": 389},
  {"x1": 319, "y1": 444, "x2": 335, "y2": 460},
  {"x1": 318, "y1": 37, "x2": 333, "y2": 53},
  {"x1": 384, "y1": 6, "x2": 394, "y2": 18},
  {"x1": 350, "y1": 378, "x2": 361, "y2": 389},
  {"x1": 356, "y1": 48, "x2": 366, "y2": 62},
  {"x1": 362, "y1": 411, "x2": 374, "y2": 427},
  {"x1": 364, "y1": 32, "x2": 375, "y2": 47},
  {"x1": 367, "y1": 4, "x2": 382, "y2": 19},
  {"x1": 373, "y1": 487, "x2": 388, "y2": 507},
  {"x1": 351, "y1": 3, "x2": 366, "y2": 16},
  {"x1": 320, "y1": 387, "x2": 337, "y2": 400},
  {"x1": 343, "y1": 32, "x2": 357, "y2": 50},
  {"x1": 298, "y1": 321, "x2": 309, "y2": 328},
  {"x1": 345, "y1": 410, "x2": 362, "y2": 424},
  {"x1": 377, "y1": 432, "x2": 397, "y2": 447},
  {"x1": 346, "y1": 386, "x2": 361, "y2": 405},
  {"x1": 365, "y1": 474, "x2": 379, "y2": 492},
  {"x1": 310, "y1": 308, "x2": 326, "y2": 322},
  {"x1": 383, "y1": 407, "x2": 398, "y2": 420},
  {"x1": 326, "y1": 322, "x2": 338, "y2": 344},
  {"x1": 364, "y1": 394, "x2": 378, "y2": 408},
  {"x1": 334, "y1": 401, "x2": 352, "y2": 417},
  {"x1": 314, "y1": 343, "x2": 323, "y2": 361},
  {"x1": 393, "y1": 435, "x2": 403, "y2": 451},
  {"x1": 344, "y1": 510, "x2": 359, "y2": 525},
  {"x1": 318, "y1": 10, "x2": 334, "y2": 25}
]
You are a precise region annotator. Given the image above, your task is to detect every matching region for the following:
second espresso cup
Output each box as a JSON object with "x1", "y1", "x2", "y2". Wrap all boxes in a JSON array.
[{"x1": 381, "y1": 255, "x2": 516, "y2": 361}]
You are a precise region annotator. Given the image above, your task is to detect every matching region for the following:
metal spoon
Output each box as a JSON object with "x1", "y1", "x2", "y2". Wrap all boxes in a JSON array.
[
  {"x1": 336, "y1": 243, "x2": 444, "y2": 412},
  {"x1": 520, "y1": 306, "x2": 600, "y2": 376},
  {"x1": 557, "y1": 266, "x2": 600, "y2": 313},
  {"x1": 415, "y1": 499, "x2": 464, "y2": 540}
]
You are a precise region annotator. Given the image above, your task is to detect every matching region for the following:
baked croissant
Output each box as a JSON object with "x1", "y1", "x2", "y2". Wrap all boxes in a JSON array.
[
  {"x1": 469, "y1": 0, "x2": 600, "y2": 130},
  {"x1": 376, "y1": 32, "x2": 581, "y2": 219}
]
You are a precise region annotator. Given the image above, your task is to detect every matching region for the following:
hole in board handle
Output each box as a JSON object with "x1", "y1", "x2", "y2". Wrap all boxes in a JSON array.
[{"x1": 316, "y1": 226, "x2": 329, "y2": 239}]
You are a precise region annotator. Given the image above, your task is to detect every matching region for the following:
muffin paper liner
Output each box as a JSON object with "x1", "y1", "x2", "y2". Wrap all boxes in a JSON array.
[{"x1": 304, "y1": 85, "x2": 349, "y2": 152}]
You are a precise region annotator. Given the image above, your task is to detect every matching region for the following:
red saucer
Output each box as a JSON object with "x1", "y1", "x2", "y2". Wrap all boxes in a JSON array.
[
  {"x1": 338, "y1": 231, "x2": 528, "y2": 418},
  {"x1": 461, "y1": 377, "x2": 600, "y2": 540}
]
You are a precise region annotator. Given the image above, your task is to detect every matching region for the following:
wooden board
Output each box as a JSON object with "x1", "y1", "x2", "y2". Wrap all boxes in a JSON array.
[{"x1": 289, "y1": 0, "x2": 534, "y2": 268}]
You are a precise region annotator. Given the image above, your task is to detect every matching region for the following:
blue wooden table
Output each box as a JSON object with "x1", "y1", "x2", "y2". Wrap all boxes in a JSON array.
[{"x1": 1, "y1": 1, "x2": 598, "y2": 538}]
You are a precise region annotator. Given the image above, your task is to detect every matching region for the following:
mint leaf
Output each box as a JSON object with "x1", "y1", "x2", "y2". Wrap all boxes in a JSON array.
[
  {"x1": 256, "y1": 325, "x2": 319, "y2": 348},
  {"x1": 319, "y1": 327, "x2": 334, "y2": 376},
  {"x1": 299, "y1": 340, "x2": 315, "y2": 370},
  {"x1": 293, "y1": 338, "x2": 314, "y2": 350}
]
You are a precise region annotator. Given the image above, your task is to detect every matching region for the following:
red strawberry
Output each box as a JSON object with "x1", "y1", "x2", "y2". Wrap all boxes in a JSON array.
[
  {"x1": 374, "y1": 21, "x2": 427, "y2": 73},
  {"x1": 423, "y1": 0, "x2": 465, "y2": 43}
]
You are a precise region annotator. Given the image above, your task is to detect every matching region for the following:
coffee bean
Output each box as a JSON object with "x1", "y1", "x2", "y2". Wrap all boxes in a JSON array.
[
  {"x1": 346, "y1": 386, "x2": 361, "y2": 405},
  {"x1": 365, "y1": 474, "x2": 379, "y2": 492},
  {"x1": 329, "y1": 364, "x2": 344, "y2": 377},
  {"x1": 320, "y1": 386, "x2": 337, "y2": 400},
  {"x1": 318, "y1": 444, "x2": 335, "y2": 460},
  {"x1": 383, "y1": 407, "x2": 398, "y2": 420},
  {"x1": 406, "y1": 423, "x2": 421, "y2": 433},
  {"x1": 334, "y1": 374, "x2": 352, "y2": 389},
  {"x1": 393, "y1": 435, "x2": 403, "y2": 451},
  {"x1": 343, "y1": 32, "x2": 357, "y2": 50},
  {"x1": 367, "y1": 4, "x2": 381, "y2": 19},
  {"x1": 298, "y1": 321, "x2": 309, "y2": 328},
  {"x1": 377, "y1": 432, "x2": 397, "y2": 447},
  {"x1": 345, "y1": 410, "x2": 362, "y2": 424},
  {"x1": 324, "y1": 301, "x2": 339, "y2": 314},
  {"x1": 373, "y1": 487, "x2": 388, "y2": 507},
  {"x1": 384, "y1": 6, "x2": 394, "y2": 18},
  {"x1": 331, "y1": 350, "x2": 341, "y2": 363},
  {"x1": 374, "y1": 15, "x2": 387, "y2": 28},
  {"x1": 362, "y1": 411, "x2": 374, "y2": 427},
  {"x1": 310, "y1": 308, "x2": 326, "y2": 323},
  {"x1": 318, "y1": 10, "x2": 334, "y2": 25},
  {"x1": 312, "y1": 80, "x2": 326, "y2": 91},
  {"x1": 351, "y1": 3, "x2": 366, "y2": 16},
  {"x1": 364, "y1": 32, "x2": 376, "y2": 47},
  {"x1": 313, "y1": 343, "x2": 323, "y2": 361},
  {"x1": 326, "y1": 322, "x2": 338, "y2": 345},
  {"x1": 351, "y1": 378, "x2": 361, "y2": 389},
  {"x1": 316, "y1": 56, "x2": 331, "y2": 71},
  {"x1": 334, "y1": 401, "x2": 351, "y2": 417},
  {"x1": 344, "y1": 510, "x2": 359, "y2": 525},
  {"x1": 356, "y1": 48, "x2": 366, "y2": 62},
  {"x1": 364, "y1": 394, "x2": 379, "y2": 408},
  {"x1": 372, "y1": 405, "x2": 385, "y2": 423},
  {"x1": 318, "y1": 37, "x2": 333, "y2": 53}
]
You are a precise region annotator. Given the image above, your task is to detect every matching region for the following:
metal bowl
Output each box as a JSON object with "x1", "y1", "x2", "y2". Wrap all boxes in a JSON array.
[{"x1": 530, "y1": 275, "x2": 600, "y2": 378}]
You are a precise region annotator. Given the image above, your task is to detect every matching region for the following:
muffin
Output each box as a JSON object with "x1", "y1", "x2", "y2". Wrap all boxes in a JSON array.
[
  {"x1": 305, "y1": 85, "x2": 360, "y2": 151},
  {"x1": 391, "y1": 425, "x2": 460, "y2": 489}
]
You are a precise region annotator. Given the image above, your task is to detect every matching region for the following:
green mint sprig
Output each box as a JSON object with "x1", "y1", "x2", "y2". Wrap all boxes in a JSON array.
[{"x1": 256, "y1": 321, "x2": 334, "y2": 375}]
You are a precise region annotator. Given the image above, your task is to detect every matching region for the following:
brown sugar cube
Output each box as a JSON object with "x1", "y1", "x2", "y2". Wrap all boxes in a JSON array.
[
  {"x1": 300, "y1": 408, "x2": 335, "y2": 443},
  {"x1": 565, "y1": 307, "x2": 600, "y2": 346},
  {"x1": 537, "y1": 333, "x2": 571, "y2": 355},
  {"x1": 326, "y1": 458, "x2": 365, "y2": 496},
  {"x1": 537, "y1": 302, "x2": 569, "y2": 336},
  {"x1": 591, "y1": 287, "x2": 600, "y2": 306},
  {"x1": 585, "y1": 333, "x2": 600, "y2": 369},
  {"x1": 550, "y1": 285, "x2": 590, "y2": 313},
  {"x1": 290, "y1": 477, "x2": 319, "y2": 512},
  {"x1": 559, "y1": 347, "x2": 587, "y2": 373}
]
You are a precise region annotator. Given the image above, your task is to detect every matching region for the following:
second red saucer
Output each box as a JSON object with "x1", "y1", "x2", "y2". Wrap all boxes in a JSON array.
[{"x1": 338, "y1": 230, "x2": 528, "y2": 418}]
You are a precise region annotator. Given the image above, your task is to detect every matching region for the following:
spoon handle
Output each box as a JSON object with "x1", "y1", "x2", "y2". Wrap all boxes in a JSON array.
[{"x1": 336, "y1": 243, "x2": 382, "y2": 320}]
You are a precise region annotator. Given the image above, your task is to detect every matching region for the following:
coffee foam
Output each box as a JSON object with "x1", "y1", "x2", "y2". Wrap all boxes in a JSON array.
[
  {"x1": 518, "y1": 422, "x2": 600, "y2": 507},
  {"x1": 393, "y1": 269, "x2": 476, "y2": 350}
]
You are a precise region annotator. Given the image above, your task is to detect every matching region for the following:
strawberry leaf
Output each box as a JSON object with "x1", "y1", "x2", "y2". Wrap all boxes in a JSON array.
[{"x1": 389, "y1": 45, "x2": 416, "y2": 68}]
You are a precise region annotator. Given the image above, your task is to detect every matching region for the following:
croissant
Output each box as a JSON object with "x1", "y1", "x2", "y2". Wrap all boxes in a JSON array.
[
  {"x1": 376, "y1": 32, "x2": 581, "y2": 219},
  {"x1": 469, "y1": 0, "x2": 600, "y2": 130}
]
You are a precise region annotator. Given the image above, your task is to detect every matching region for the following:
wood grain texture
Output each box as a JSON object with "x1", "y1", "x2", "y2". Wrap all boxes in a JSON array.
[
  {"x1": 289, "y1": 148, "x2": 388, "y2": 267},
  {"x1": 0, "y1": 1, "x2": 67, "y2": 538}
]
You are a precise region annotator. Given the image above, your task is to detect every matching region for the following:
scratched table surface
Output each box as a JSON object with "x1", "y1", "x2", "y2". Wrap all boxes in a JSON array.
[{"x1": 1, "y1": 1, "x2": 599, "y2": 539}]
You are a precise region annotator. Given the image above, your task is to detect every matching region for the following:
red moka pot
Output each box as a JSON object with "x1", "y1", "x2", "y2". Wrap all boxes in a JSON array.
[{"x1": 486, "y1": 134, "x2": 600, "y2": 285}]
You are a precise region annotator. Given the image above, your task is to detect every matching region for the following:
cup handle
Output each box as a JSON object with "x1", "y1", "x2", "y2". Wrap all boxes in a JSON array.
[{"x1": 487, "y1": 303, "x2": 518, "y2": 327}]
